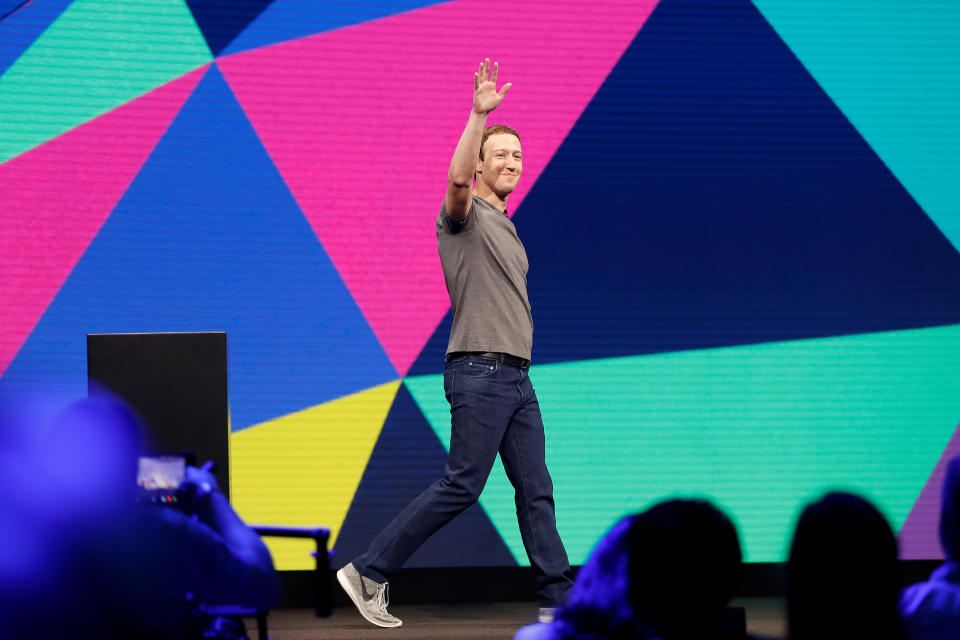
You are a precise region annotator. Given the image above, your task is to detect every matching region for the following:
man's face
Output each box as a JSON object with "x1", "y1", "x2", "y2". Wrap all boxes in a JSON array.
[{"x1": 476, "y1": 133, "x2": 522, "y2": 196}]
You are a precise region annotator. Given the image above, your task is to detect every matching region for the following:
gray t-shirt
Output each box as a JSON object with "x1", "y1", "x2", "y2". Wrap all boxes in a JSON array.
[{"x1": 437, "y1": 195, "x2": 533, "y2": 360}]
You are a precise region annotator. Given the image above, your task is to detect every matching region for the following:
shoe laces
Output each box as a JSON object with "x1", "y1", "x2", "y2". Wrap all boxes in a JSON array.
[{"x1": 375, "y1": 582, "x2": 390, "y2": 614}]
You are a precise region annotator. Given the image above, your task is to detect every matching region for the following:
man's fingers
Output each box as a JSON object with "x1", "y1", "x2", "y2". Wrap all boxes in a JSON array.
[{"x1": 476, "y1": 58, "x2": 508, "y2": 94}]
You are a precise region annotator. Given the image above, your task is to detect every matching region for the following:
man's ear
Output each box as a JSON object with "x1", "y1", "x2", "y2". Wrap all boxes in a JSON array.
[{"x1": 475, "y1": 158, "x2": 483, "y2": 176}]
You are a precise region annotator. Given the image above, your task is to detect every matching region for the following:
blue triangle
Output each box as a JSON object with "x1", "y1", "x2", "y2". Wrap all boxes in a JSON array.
[
  {"x1": 510, "y1": 0, "x2": 960, "y2": 366},
  {"x1": 221, "y1": 0, "x2": 445, "y2": 57},
  {"x1": 184, "y1": 0, "x2": 274, "y2": 57},
  {"x1": 334, "y1": 383, "x2": 516, "y2": 568},
  {"x1": 0, "y1": 64, "x2": 396, "y2": 431},
  {"x1": 0, "y1": 0, "x2": 73, "y2": 77}
]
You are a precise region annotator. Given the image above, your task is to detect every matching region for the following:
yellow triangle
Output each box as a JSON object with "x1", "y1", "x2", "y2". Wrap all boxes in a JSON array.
[{"x1": 230, "y1": 380, "x2": 400, "y2": 570}]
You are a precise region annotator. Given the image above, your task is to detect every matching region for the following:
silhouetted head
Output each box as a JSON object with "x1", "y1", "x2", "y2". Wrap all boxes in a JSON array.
[
  {"x1": 2, "y1": 396, "x2": 144, "y2": 637},
  {"x1": 939, "y1": 456, "x2": 960, "y2": 561},
  {"x1": 550, "y1": 499, "x2": 741, "y2": 640},
  {"x1": 787, "y1": 491, "x2": 904, "y2": 640},
  {"x1": 551, "y1": 514, "x2": 649, "y2": 639},
  {"x1": 44, "y1": 396, "x2": 144, "y2": 515},
  {"x1": 628, "y1": 499, "x2": 742, "y2": 639}
]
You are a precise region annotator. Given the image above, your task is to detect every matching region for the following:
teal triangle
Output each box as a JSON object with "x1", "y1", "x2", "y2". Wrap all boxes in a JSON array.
[
  {"x1": 753, "y1": 0, "x2": 960, "y2": 252},
  {"x1": 407, "y1": 324, "x2": 960, "y2": 563}
]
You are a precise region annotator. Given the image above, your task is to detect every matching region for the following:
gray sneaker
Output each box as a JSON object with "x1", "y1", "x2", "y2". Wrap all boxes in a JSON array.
[{"x1": 336, "y1": 562, "x2": 402, "y2": 628}]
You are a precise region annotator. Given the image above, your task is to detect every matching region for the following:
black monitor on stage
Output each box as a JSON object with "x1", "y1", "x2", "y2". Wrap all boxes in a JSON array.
[{"x1": 86, "y1": 332, "x2": 230, "y2": 499}]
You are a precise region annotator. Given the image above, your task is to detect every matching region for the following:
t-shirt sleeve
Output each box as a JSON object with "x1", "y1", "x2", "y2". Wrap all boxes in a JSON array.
[{"x1": 438, "y1": 196, "x2": 476, "y2": 235}]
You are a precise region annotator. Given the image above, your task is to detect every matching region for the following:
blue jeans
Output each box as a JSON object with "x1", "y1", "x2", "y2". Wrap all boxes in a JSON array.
[{"x1": 353, "y1": 354, "x2": 574, "y2": 606}]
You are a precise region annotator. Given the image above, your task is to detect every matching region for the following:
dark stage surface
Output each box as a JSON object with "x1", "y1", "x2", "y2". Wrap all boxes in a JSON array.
[{"x1": 248, "y1": 598, "x2": 786, "y2": 639}]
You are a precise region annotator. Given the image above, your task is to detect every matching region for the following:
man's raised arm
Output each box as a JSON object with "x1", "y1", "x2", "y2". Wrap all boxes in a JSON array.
[{"x1": 445, "y1": 58, "x2": 511, "y2": 222}]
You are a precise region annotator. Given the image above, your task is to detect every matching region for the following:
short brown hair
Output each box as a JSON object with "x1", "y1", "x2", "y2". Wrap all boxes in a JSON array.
[{"x1": 479, "y1": 125, "x2": 521, "y2": 160}]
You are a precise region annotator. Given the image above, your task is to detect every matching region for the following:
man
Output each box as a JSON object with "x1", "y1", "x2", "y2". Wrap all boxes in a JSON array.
[{"x1": 338, "y1": 59, "x2": 573, "y2": 628}]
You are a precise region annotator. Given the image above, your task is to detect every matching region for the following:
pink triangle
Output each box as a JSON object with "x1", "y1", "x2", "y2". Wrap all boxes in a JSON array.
[
  {"x1": 219, "y1": 0, "x2": 659, "y2": 377},
  {"x1": 0, "y1": 65, "x2": 208, "y2": 379},
  {"x1": 899, "y1": 420, "x2": 960, "y2": 559}
]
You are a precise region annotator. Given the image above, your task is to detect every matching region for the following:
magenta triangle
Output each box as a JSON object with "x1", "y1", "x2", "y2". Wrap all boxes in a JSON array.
[
  {"x1": 900, "y1": 420, "x2": 960, "y2": 559},
  {"x1": 218, "y1": 0, "x2": 659, "y2": 376},
  {"x1": 0, "y1": 65, "x2": 208, "y2": 379}
]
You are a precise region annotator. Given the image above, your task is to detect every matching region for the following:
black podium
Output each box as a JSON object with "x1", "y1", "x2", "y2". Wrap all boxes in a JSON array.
[{"x1": 86, "y1": 332, "x2": 230, "y2": 498}]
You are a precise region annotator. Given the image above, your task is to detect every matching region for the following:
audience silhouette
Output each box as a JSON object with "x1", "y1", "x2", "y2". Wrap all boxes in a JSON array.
[
  {"x1": 516, "y1": 513, "x2": 653, "y2": 639},
  {"x1": 1, "y1": 397, "x2": 279, "y2": 639},
  {"x1": 900, "y1": 455, "x2": 960, "y2": 640},
  {"x1": 518, "y1": 498, "x2": 743, "y2": 640},
  {"x1": 9, "y1": 393, "x2": 951, "y2": 639},
  {"x1": 628, "y1": 499, "x2": 744, "y2": 640},
  {"x1": 787, "y1": 491, "x2": 905, "y2": 640}
]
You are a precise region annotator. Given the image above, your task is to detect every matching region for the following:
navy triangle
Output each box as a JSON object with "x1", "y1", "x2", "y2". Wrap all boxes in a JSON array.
[
  {"x1": 510, "y1": 0, "x2": 960, "y2": 366},
  {"x1": 185, "y1": 0, "x2": 275, "y2": 57},
  {"x1": 0, "y1": 64, "x2": 395, "y2": 430},
  {"x1": 407, "y1": 309, "x2": 451, "y2": 377},
  {"x1": 334, "y1": 383, "x2": 516, "y2": 568}
]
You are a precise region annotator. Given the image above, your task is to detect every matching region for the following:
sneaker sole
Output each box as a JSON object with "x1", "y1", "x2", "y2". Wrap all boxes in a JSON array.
[{"x1": 336, "y1": 567, "x2": 403, "y2": 628}]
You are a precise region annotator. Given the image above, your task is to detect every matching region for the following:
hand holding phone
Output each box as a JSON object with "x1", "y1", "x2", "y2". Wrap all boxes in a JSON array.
[
  {"x1": 177, "y1": 461, "x2": 219, "y2": 515},
  {"x1": 136, "y1": 455, "x2": 186, "y2": 505}
]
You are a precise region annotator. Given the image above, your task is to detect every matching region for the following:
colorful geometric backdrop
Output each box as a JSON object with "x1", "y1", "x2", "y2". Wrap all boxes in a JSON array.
[{"x1": 2, "y1": 0, "x2": 959, "y2": 570}]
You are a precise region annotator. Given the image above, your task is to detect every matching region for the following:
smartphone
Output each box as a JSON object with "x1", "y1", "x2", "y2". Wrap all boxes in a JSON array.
[{"x1": 136, "y1": 454, "x2": 188, "y2": 505}]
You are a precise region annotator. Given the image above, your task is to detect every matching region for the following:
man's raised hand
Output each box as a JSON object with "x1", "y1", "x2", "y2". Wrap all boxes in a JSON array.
[{"x1": 473, "y1": 58, "x2": 511, "y2": 115}]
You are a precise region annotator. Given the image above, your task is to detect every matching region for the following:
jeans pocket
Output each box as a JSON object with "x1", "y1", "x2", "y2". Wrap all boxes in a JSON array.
[{"x1": 463, "y1": 359, "x2": 499, "y2": 378}]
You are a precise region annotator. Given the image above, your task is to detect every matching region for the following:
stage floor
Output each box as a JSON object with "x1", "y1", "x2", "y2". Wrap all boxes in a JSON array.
[{"x1": 255, "y1": 598, "x2": 786, "y2": 639}]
